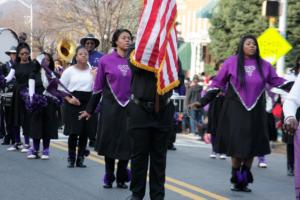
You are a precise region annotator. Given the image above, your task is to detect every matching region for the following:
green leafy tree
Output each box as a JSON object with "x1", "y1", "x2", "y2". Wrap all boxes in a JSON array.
[
  {"x1": 209, "y1": 0, "x2": 300, "y2": 70},
  {"x1": 208, "y1": 0, "x2": 268, "y2": 60},
  {"x1": 286, "y1": 0, "x2": 300, "y2": 68}
]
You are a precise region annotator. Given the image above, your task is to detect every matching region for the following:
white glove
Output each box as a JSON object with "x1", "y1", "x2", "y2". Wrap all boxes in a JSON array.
[{"x1": 29, "y1": 79, "x2": 35, "y2": 103}]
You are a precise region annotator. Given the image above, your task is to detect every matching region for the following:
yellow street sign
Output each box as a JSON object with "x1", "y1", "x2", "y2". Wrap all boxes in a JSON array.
[{"x1": 257, "y1": 27, "x2": 292, "y2": 65}]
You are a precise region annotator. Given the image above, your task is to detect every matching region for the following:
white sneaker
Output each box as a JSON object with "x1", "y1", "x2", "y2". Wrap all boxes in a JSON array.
[
  {"x1": 7, "y1": 145, "x2": 17, "y2": 151},
  {"x1": 41, "y1": 155, "x2": 49, "y2": 160},
  {"x1": 27, "y1": 154, "x2": 38, "y2": 159},
  {"x1": 219, "y1": 154, "x2": 227, "y2": 160},
  {"x1": 210, "y1": 152, "x2": 217, "y2": 159},
  {"x1": 21, "y1": 144, "x2": 30, "y2": 153},
  {"x1": 27, "y1": 148, "x2": 39, "y2": 159},
  {"x1": 258, "y1": 162, "x2": 268, "y2": 168}
]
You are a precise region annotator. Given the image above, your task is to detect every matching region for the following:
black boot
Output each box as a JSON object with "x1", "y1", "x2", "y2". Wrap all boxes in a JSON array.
[
  {"x1": 240, "y1": 165, "x2": 253, "y2": 192},
  {"x1": 128, "y1": 194, "x2": 143, "y2": 200},
  {"x1": 230, "y1": 167, "x2": 247, "y2": 192},
  {"x1": 89, "y1": 140, "x2": 95, "y2": 148},
  {"x1": 67, "y1": 157, "x2": 75, "y2": 168},
  {"x1": 1, "y1": 135, "x2": 10, "y2": 145},
  {"x1": 76, "y1": 156, "x2": 87, "y2": 168},
  {"x1": 103, "y1": 173, "x2": 115, "y2": 189},
  {"x1": 117, "y1": 182, "x2": 128, "y2": 189},
  {"x1": 287, "y1": 165, "x2": 294, "y2": 176}
]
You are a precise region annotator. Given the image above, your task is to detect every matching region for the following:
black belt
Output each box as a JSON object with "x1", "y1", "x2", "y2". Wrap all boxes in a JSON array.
[{"x1": 131, "y1": 95, "x2": 171, "y2": 113}]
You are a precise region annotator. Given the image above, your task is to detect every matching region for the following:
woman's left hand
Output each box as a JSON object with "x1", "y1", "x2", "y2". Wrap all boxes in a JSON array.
[
  {"x1": 203, "y1": 133, "x2": 211, "y2": 144},
  {"x1": 78, "y1": 111, "x2": 92, "y2": 120}
]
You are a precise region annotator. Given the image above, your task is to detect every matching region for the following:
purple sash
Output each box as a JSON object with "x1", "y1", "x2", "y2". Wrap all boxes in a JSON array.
[{"x1": 41, "y1": 64, "x2": 71, "y2": 98}]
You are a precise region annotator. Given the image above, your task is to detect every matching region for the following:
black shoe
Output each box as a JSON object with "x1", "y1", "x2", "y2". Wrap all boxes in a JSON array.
[
  {"x1": 241, "y1": 186, "x2": 252, "y2": 192},
  {"x1": 103, "y1": 183, "x2": 113, "y2": 189},
  {"x1": 231, "y1": 184, "x2": 242, "y2": 192},
  {"x1": 1, "y1": 140, "x2": 10, "y2": 145},
  {"x1": 89, "y1": 141, "x2": 95, "y2": 148},
  {"x1": 76, "y1": 156, "x2": 87, "y2": 168},
  {"x1": 67, "y1": 157, "x2": 75, "y2": 168},
  {"x1": 117, "y1": 182, "x2": 128, "y2": 189},
  {"x1": 127, "y1": 195, "x2": 142, "y2": 200},
  {"x1": 287, "y1": 168, "x2": 294, "y2": 176},
  {"x1": 1, "y1": 136, "x2": 10, "y2": 145},
  {"x1": 168, "y1": 145, "x2": 177, "y2": 151}
]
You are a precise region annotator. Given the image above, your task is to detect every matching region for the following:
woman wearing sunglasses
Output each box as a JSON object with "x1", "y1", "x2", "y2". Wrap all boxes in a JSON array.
[{"x1": 5, "y1": 43, "x2": 37, "y2": 153}]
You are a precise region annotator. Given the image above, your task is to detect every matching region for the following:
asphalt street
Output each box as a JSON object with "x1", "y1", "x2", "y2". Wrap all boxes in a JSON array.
[{"x1": 0, "y1": 134, "x2": 295, "y2": 200}]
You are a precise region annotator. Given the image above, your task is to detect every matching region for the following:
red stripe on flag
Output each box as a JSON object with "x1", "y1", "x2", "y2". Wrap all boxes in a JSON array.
[
  {"x1": 169, "y1": 32, "x2": 178, "y2": 70},
  {"x1": 159, "y1": 66, "x2": 165, "y2": 89},
  {"x1": 166, "y1": 52, "x2": 175, "y2": 83},
  {"x1": 135, "y1": 1, "x2": 162, "y2": 62},
  {"x1": 148, "y1": 37, "x2": 160, "y2": 67},
  {"x1": 148, "y1": 0, "x2": 171, "y2": 67},
  {"x1": 158, "y1": 4, "x2": 177, "y2": 64}
]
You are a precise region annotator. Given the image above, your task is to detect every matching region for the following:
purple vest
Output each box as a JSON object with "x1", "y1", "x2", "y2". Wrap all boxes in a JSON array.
[
  {"x1": 93, "y1": 50, "x2": 131, "y2": 107},
  {"x1": 210, "y1": 55, "x2": 286, "y2": 111}
]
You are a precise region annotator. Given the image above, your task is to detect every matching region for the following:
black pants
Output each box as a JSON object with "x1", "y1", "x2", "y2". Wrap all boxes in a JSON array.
[
  {"x1": 88, "y1": 114, "x2": 98, "y2": 145},
  {"x1": 105, "y1": 157, "x2": 129, "y2": 183},
  {"x1": 68, "y1": 134, "x2": 88, "y2": 158},
  {"x1": 287, "y1": 143, "x2": 294, "y2": 170},
  {"x1": 168, "y1": 122, "x2": 177, "y2": 148},
  {"x1": 0, "y1": 104, "x2": 6, "y2": 139},
  {"x1": 130, "y1": 127, "x2": 169, "y2": 200}
]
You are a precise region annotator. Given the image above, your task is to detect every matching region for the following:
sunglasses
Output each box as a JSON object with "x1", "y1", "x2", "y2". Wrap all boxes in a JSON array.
[{"x1": 20, "y1": 52, "x2": 29, "y2": 56}]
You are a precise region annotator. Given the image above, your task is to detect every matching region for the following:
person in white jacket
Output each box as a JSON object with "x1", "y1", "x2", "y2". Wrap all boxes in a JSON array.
[{"x1": 283, "y1": 73, "x2": 300, "y2": 200}]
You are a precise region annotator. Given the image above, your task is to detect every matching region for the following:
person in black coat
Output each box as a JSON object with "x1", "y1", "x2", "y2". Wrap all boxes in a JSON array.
[
  {"x1": 126, "y1": 45, "x2": 175, "y2": 200},
  {"x1": 1, "y1": 46, "x2": 17, "y2": 145}
]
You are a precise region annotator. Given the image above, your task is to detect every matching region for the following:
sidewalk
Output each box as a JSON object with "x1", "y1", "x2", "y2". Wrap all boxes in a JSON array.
[{"x1": 177, "y1": 133, "x2": 287, "y2": 154}]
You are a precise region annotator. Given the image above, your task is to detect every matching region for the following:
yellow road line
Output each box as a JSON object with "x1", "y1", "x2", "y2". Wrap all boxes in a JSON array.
[
  {"x1": 51, "y1": 143, "x2": 207, "y2": 200},
  {"x1": 166, "y1": 177, "x2": 229, "y2": 200},
  {"x1": 52, "y1": 141, "x2": 229, "y2": 200}
]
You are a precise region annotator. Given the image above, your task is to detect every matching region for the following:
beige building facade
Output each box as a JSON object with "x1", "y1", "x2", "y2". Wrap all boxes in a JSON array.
[{"x1": 177, "y1": 0, "x2": 211, "y2": 77}]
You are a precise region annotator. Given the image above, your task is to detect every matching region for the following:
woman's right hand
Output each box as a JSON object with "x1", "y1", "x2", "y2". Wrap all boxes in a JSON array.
[
  {"x1": 284, "y1": 117, "x2": 299, "y2": 135},
  {"x1": 188, "y1": 102, "x2": 201, "y2": 109},
  {"x1": 66, "y1": 96, "x2": 81, "y2": 106},
  {"x1": 203, "y1": 133, "x2": 211, "y2": 144}
]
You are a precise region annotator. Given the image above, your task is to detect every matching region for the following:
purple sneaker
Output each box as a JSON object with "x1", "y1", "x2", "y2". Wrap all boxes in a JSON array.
[
  {"x1": 27, "y1": 148, "x2": 39, "y2": 159},
  {"x1": 41, "y1": 149, "x2": 50, "y2": 160},
  {"x1": 258, "y1": 156, "x2": 267, "y2": 168}
]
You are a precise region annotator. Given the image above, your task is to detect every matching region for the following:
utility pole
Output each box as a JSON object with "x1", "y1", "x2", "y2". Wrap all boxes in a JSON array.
[{"x1": 276, "y1": 0, "x2": 288, "y2": 76}]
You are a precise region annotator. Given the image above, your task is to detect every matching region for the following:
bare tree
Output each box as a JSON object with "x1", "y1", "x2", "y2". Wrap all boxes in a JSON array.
[
  {"x1": 49, "y1": 0, "x2": 141, "y2": 52},
  {"x1": 0, "y1": 0, "x2": 141, "y2": 55}
]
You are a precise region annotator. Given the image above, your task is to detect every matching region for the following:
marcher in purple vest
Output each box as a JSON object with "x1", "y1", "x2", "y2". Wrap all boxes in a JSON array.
[
  {"x1": 205, "y1": 59, "x2": 227, "y2": 160},
  {"x1": 193, "y1": 35, "x2": 291, "y2": 192},
  {"x1": 79, "y1": 29, "x2": 133, "y2": 189}
]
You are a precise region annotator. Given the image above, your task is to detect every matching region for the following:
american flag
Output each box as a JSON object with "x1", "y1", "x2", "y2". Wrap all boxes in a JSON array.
[{"x1": 130, "y1": 0, "x2": 180, "y2": 95}]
